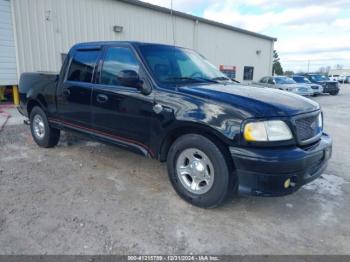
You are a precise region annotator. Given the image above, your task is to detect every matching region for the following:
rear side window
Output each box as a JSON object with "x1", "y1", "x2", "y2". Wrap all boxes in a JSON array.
[
  {"x1": 100, "y1": 47, "x2": 140, "y2": 86},
  {"x1": 67, "y1": 50, "x2": 100, "y2": 83}
]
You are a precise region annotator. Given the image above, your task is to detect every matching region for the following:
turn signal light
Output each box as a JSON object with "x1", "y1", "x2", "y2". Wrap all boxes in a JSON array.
[{"x1": 284, "y1": 178, "x2": 291, "y2": 189}]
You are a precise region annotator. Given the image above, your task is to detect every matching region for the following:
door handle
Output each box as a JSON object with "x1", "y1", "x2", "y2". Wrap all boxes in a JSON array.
[
  {"x1": 96, "y1": 94, "x2": 109, "y2": 103},
  {"x1": 62, "y1": 88, "x2": 70, "y2": 96}
]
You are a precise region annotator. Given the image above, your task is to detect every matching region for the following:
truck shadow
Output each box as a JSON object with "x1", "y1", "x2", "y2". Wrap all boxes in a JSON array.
[{"x1": 46, "y1": 131, "x2": 348, "y2": 222}]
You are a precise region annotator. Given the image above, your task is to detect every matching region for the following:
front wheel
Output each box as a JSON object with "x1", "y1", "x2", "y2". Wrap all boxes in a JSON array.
[
  {"x1": 329, "y1": 90, "x2": 339, "y2": 96},
  {"x1": 30, "y1": 106, "x2": 60, "y2": 148},
  {"x1": 167, "y1": 134, "x2": 236, "y2": 208}
]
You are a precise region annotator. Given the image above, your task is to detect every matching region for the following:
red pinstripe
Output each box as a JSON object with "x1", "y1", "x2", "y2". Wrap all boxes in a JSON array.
[{"x1": 49, "y1": 118, "x2": 155, "y2": 158}]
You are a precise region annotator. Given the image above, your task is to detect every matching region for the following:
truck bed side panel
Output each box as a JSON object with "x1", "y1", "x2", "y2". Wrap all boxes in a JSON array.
[{"x1": 19, "y1": 72, "x2": 58, "y2": 117}]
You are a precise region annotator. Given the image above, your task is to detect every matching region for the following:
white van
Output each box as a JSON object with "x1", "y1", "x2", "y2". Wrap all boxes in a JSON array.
[{"x1": 329, "y1": 74, "x2": 346, "y2": 82}]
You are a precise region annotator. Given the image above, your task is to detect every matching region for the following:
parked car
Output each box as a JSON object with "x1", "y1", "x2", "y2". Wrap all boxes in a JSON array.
[
  {"x1": 256, "y1": 76, "x2": 314, "y2": 96},
  {"x1": 304, "y1": 74, "x2": 340, "y2": 95},
  {"x1": 291, "y1": 75, "x2": 323, "y2": 96},
  {"x1": 328, "y1": 74, "x2": 346, "y2": 83},
  {"x1": 18, "y1": 41, "x2": 332, "y2": 208},
  {"x1": 345, "y1": 76, "x2": 350, "y2": 83}
]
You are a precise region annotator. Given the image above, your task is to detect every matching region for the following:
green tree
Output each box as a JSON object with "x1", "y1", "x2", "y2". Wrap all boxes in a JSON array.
[{"x1": 272, "y1": 50, "x2": 284, "y2": 75}]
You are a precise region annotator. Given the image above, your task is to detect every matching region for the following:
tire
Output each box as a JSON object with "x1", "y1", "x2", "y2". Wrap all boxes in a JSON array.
[
  {"x1": 167, "y1": 134, "x2": 236, "y2": 208},
  {"x1": 330, "y1": 90, "x2": 339, "y2": 96},
  {"x1": 30, "y1": 106, "x2": 60, "y2": 148}
]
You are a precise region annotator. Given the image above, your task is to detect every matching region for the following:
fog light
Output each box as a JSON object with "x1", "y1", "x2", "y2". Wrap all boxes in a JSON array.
[{"x1": 284, "y1": 178, "x2": 291, "y2": 189}]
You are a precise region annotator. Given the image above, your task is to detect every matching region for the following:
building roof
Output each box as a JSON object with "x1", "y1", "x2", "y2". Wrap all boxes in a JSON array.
[{"x1": 118, "y1": 0, "x2": 277, "y2": 42}]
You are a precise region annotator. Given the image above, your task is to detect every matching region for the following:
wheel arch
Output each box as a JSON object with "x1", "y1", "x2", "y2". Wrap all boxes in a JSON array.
[
  {"x1": 27, "y1": 95, "x2": 47, "y2": 116},
  {"x1": 158, "y1": 123, "x2": 234, "y2": 170}
]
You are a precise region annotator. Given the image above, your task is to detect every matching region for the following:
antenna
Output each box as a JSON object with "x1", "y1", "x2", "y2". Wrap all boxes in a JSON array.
[{"x1": 171, "y1": 0, "x2": 175, "y2": 45}]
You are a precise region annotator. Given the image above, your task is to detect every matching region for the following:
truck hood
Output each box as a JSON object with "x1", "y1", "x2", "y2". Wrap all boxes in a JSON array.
[
  {"x1": 314, "y1": 80, "x2": 338, "y2": 85},
  {"x1": 179, "y1": 84, "x2": 320, "y2": 117}
]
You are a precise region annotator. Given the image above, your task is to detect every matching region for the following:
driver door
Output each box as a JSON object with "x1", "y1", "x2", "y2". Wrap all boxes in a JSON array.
[{"x1": 91, "y1": 45, "x2": 155, "y2": 151}]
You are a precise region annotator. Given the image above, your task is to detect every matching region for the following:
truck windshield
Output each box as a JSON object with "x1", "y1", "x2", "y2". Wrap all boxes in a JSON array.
[
  {"x1": 138, "y1": 45, "x2": 231, "y2": 86},
  {"x1": 311, "y1": 75, "x2": 330, "y2": 81},
  {"x1": 293, "y1": 76, "x2": 311, "y2": 84},
  {"x1": 275, "y1": 77, "x2": 296, "y2": 84}
]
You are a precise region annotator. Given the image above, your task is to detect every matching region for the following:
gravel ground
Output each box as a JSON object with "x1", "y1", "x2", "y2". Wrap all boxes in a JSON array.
[{"x1": 0, "y1": 85, "x2": 349, "y2": 255}]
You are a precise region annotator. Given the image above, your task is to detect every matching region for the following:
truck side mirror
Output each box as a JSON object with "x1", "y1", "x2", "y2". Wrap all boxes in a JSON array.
[{"x1": 117, "y1": 70, "x2": 142, "y2": 88}]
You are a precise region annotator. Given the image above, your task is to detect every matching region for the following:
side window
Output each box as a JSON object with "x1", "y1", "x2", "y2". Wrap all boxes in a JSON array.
[
  {"x1": 100, "y1": 47, "x2": 140, "y2": 86},
  {"x1": 67, "y1": 50, "x2": 100, "y2": 83},
  {"x1": 268, "y1": 78, "x2": 275, "y2": 84},
  {"x1": 243, "y1": 66, "x2": 254, "y2": 81},
  {"x1": 260, "y1": 77, "x2": 267, "y2": 83}
]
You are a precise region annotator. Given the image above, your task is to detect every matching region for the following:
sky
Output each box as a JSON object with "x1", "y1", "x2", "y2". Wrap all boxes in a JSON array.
[{"x1": 140, "y1": 0, "x2": 350, "y2": 73}]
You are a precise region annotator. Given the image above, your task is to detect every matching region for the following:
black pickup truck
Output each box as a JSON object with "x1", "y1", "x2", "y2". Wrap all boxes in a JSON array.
[
  {"x1": 304, "y1": 73, "x2": 340, "y2": 95},
  {"x1": 18, "y1": 42, "x2": 332, "y2": 208}
]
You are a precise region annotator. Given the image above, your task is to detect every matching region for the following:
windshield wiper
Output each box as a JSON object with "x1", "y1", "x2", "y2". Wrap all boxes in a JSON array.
[
  {"x1": 212, "y1": 76, "x2": 231, "y2": 81},
  {"x1": 165, "y1": 77, "x2": 219, "y2": 84},
  {"x1": 194, "y1": 77, "x2": 220, "y2": 83},
  {"x1": 166, "y1": 77, "x2": 201, "y2": 82}
]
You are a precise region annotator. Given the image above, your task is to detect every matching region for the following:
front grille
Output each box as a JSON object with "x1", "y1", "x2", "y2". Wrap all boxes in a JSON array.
[
  {"x1": 326, "y1": 82, "x2": 337, "y2": 89},
  {"x1": 295, "y1": 113, "x2": 321, "y2": 142}
]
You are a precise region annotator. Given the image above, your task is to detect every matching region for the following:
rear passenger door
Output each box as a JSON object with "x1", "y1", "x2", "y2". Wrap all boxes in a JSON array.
[{"x1": 57, "y1": 48, "x2": 101, "y2": 127}]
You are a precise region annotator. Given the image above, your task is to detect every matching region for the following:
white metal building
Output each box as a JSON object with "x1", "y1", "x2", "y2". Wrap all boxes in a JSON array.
[
  {"x1": 329, "y1": 69, "x2": 350, "y2": 77},
  {"x1": 0, "y1": 0, "x2": 17, "y2": 85},
  {"x1": 1, "y1": 0, "x2": 276, "y2": 85}
]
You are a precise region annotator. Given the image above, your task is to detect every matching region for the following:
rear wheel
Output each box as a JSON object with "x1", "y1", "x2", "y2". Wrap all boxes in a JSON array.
[
  {"x1": 30, "y1": 106, "x2": 60, "y2": 148},
  {"x1": 167, "y1": 134, "x2": 236, "y2": 208}
]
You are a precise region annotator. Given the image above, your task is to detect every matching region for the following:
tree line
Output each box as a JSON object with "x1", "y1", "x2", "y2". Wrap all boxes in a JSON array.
[{"x1": 272, "y1": 50, "x2": 344, "y2": 76}]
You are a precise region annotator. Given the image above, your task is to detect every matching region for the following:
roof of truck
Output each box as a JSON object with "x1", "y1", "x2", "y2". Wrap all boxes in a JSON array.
[
  {"x1": 72, "y1": 41, "x2": 185, "y2": 50},
  {"x1": 71, "y1": 41, "x2": 197, "y2": 53}
]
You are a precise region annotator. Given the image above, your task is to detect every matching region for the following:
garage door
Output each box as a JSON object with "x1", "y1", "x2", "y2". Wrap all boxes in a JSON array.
[{"x1": 0, "y1": 0, "x2": 18, "y2": 85}]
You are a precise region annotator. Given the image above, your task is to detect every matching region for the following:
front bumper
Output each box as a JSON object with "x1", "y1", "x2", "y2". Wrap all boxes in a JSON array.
[
  {"x1": 311, "y1": 86, "x2": 323, "y2": 95},
  {"x1": 230, "y1": 133, "x2": 332, "y2": 196},
  {"x1": 291, "y1": 89, "x2": 314, "y2": 96},
  {"x1": 323, "y1": 85, "x2": 339, "y2": 93}
]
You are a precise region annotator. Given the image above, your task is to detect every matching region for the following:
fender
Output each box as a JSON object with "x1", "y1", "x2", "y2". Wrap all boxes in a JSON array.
[
  {"x1": 156, "y1": 120, "x2": 239, "y2": 161},
  {"x1": 151, "y1": 88, "x2": 247, "y2": 160}
]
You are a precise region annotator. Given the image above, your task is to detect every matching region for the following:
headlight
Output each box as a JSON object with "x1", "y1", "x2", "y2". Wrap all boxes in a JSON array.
[
  {"x1": 294, "y1": 87, "x2": 307, "y2": 92},
  {"x1": 244, "y1": 120, "x2": 293, "y2": 142}
]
